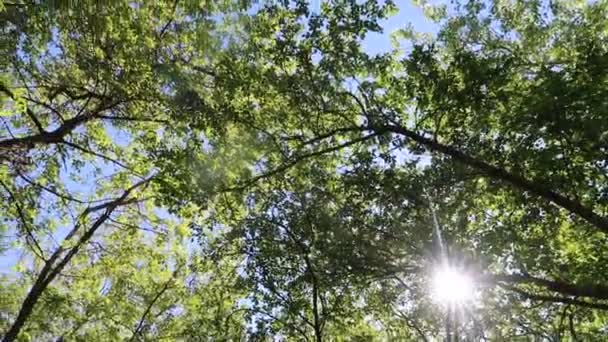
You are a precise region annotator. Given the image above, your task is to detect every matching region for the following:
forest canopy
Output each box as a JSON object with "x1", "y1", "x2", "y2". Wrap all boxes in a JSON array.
[{"x1": 1, "y1": 0, "x2": 608, "y2": 340}]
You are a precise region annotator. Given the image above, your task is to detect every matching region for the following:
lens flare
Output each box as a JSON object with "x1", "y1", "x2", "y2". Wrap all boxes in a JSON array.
[{"x1": 431, "y1": 265, "x2": 474, "y2": 304}]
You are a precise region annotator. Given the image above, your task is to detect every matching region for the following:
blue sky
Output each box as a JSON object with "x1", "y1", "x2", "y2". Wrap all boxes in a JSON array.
[{"x1": 363, "y1": 0, "x2": 439, "y2": 55}]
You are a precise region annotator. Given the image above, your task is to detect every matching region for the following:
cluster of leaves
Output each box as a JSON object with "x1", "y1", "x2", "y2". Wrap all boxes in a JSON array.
[
  {"x1": 193, "y1": 0, "x2": 608, "y2": 339},
  {"x1": 1, "y1": 1, "x2": 251, "y2": 340},
  {"x1": 1, "y1": 0, "x2": 608, "y2": 341}
]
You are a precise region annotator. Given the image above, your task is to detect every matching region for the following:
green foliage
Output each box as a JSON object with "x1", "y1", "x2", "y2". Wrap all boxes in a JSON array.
[{"x1": 2, "y1": 0, "x2": 608, "y2": 341}]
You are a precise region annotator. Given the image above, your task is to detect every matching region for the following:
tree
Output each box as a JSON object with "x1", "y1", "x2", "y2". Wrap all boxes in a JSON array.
[
  {"x1": 1, "y1": 1, "x2": 250, "y2": 341},
  {"x1": 219, "y1": 161, "x2": 422, "y2": 340},
  {"x1": 2, "y1": 0, "x2": 608, "y2": 340},
  {"x1": 175, "y1": 0, "x2": 608, "y2": 339}
]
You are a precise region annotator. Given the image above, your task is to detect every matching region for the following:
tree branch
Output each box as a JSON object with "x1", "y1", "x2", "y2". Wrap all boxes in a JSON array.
[
  {"x1": 1, "y1": 177, "x2": 153, "y2": 342},
  {"x1": 0, "y1": 180, "x2": 46, "y2": 260},
  {"x1": 375, "y1": 123, "x2": 608, "y2": 233},
  {"x1": 0, "y1": 83, "x2": 44, "y2": 132},
  {"x1": 503, "y1": 285, "x2": 608, "y2": 311},
  {"x1": 129, "y1": 268, "x2": 179, "y2": 342},
  {"x1": 0, "y1": 97, "x2": 123, "y2": 151},
  {"x1": 60, "y1": 140, "x2": 135, "y2": 173},
  {"x1": 224, "y1": 131, "x2": 377, "y2": 191},
  {"x1": 0, "y1": 113, "x2": 92, "y2": 149},
  {"x1": 494, "y1": 273, "x2": 608, "y2": 301}
]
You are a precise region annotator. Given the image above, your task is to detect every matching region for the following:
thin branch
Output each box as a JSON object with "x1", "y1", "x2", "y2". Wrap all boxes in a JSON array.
[
  {"x1": 297, "y1": 126, "x2": 365, "y2": 146},
  {"x1": 95, "y1": 114, "x2": 169, "y2": 124},
  {"x1": 107, "y1": 217, "x2": 168, "y2": 237},
  {"x1": 396, "y1": 311, "x2": 429, "y2": 342},
  {"x1": 22, "y1": 96, "x2": 66, "y2": 122},
  {"x1": 224, "y1": 131, "x2": 377, "y2": 191},
  {"x1": 342, "y1": 90, "x2": 368, "y2": 118},
  {"x1": 158, "y1": 0, "x2": 179, "y2": 39},
  {"x1": 60, "y1": 140, "x2": 139, "y2": 176},
  {"x1": 0, "y1": 180, "x2": 46, "y2": 260},
  {"x1": 1, "y1": 81, "x2": 44, "y2": 132},
  {"x1": 556, "y1": 304, "x2": 570, "y2": 340},
  {"x1": 569, "y1": 313, "x2": 579, "y2": 341},
  {"x1": 16, "y1": 171, "x2": 95, "y2": 204},
  {"x1": 129, "y1": 268, "x2": 179, "y2": 342}
]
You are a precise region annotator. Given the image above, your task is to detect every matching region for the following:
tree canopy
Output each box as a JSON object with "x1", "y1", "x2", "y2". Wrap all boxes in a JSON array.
[{"x1": 1, "y1": 0, "x2": 607, "y2": 341}]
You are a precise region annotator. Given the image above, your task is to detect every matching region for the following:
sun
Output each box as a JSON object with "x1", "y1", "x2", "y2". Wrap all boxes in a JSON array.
[{"x1": 431, "y1": 265, "x2": 474, "y2": 305}]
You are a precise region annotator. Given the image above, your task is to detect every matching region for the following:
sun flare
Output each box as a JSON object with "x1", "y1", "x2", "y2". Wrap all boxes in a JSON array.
[{"x1": 431, "y1": 265, "x2": 474, "y2": 305}]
